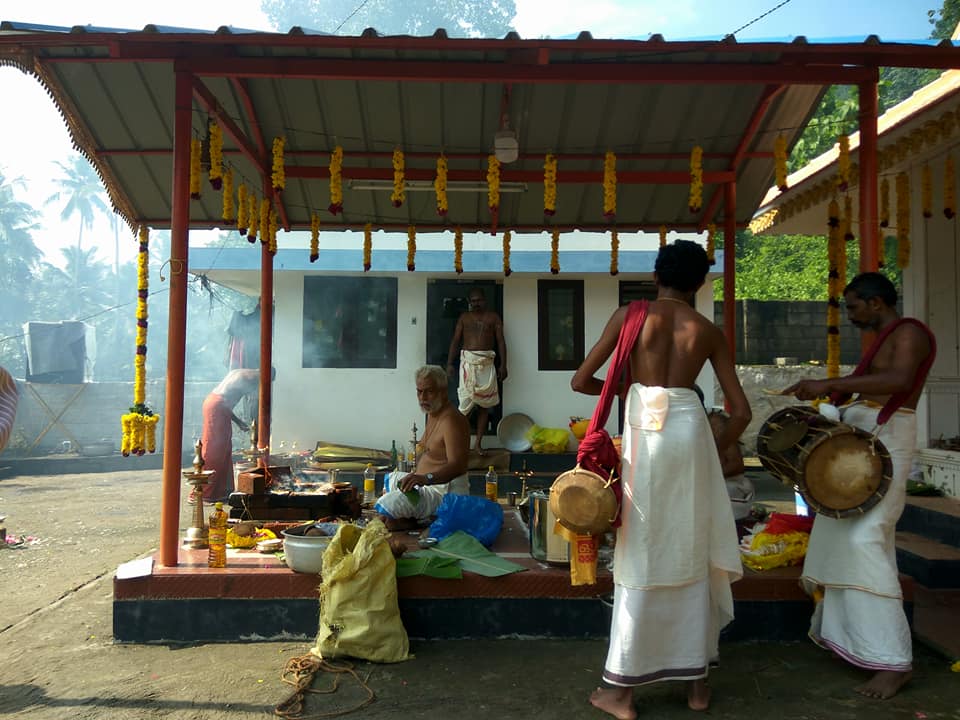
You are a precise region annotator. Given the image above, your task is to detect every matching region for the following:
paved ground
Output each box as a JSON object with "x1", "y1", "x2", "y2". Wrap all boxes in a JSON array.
[{"x1": 1, "y1": 462, "x2": 959, "y2": 720}]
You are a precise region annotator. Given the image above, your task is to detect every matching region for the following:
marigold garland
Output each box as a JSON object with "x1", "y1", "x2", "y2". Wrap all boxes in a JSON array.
[
  {"x1": 271, "y1": 136, "x2": 286, "y2": 192},
  {"x1": 406, "y1": 226, "x2": 417, "y2": 271},
  {"x1": 435, "y1": 155, "x2": 448, "y2": 216},
  {"x1": 826, "y1": 200, "x2": 842, "y2": 379},
  {"x1": 487, "y1": 155, "x2": 501, "y2": 211},
  {"x1": 609, "y1": 229, "x2": 619, "y2": 276},
  {"x1": 688, "y1": 145, "x2": 703, "y2": 212},
  {"x1": 843, "y1": 194, "x2": 855, "y2": 242},
  {"x1": 945, "y1": 154, "x2": 956, "y2": 219},
  {"x1": 363, "y1": 223, "x2": 372, "y2": 271},
  {"x1": 189, "y1": 137, "x2": 202, "y2": 200},
  {"x1": 268, "y1": 208, "x2": 278, "y2": 255},
  {"x1": 310, "y1": 212, "x2": 320, "y2": 263},
  {"x1": 773, "y1": 135, "x2": 788, "y2": 191},
  {"x1": 208, "y1": 121, "x2": 224, "y2": 190},
  {"x1": 550, "y1": 229, "x2": 560, "y2": 274},
  {"x1": 329, "y1": 145, "x2": 344, "y2": 215},
  {"x1": 454, "y1": 227, "x2": 463, "y2": 274},
  {"x1": 602, "y1": 151, "x2": 617, "y2": 219},
  {"x1": 247, "y1": 193, "x2": 259, "y2": 243},
  {"x1": 259, "y1": 197, "x2": 271, "y2": 246},
  {"x1": 659, "y1": 225, "x2": 667, "y2": 247},
  {"x1": 837, "y1": 135, "x2": 851, "y2": 192},
  {"x1": 391, "y1": 148, "x2": 405, "y2": 208},
  {"x1": 222, "y1": 167, "x2": 235, "y2": 222},
  {"x1": 921, "y1": 163, "x2": 933, "y2": 218},
  {"x1": 543, "y1": 153, "x2": 558, "y2": 216},
  {"x1": 706, "y1": 223, "x2": 716, "y2": 265},
  {"x1": 879, "y1": 177, "x2": 890, "y2": 227},
  {"x1": 237, "y1": 183, "x2": 248, "y2": 235},
  {"x1": 503, "y1": 230, "x2": 512, "y2": 277},
  {"x1": 896, "y1": 171, "x2": 911, "y2": 268}
]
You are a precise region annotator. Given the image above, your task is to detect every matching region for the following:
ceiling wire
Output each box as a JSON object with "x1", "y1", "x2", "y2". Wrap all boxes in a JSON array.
[{"x1": 728, "y1": 0, "x2": 795, "y2": 38}]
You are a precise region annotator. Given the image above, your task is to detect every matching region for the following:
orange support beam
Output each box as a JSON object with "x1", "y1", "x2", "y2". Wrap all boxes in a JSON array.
[
  {"x1": 859, "y1": 76, "x2": 880, "y2": 272},
  {"x1": 258, "y1": 233, "x2": 274, "y2": 463},
  {"x1": 724, "y1": 182, "x2": 737, "y2": 363}
]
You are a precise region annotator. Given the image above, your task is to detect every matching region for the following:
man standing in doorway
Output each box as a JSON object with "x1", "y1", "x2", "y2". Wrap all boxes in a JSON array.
[{"x1": 446, "y1": 288, "x2": 507, "y2": 454}]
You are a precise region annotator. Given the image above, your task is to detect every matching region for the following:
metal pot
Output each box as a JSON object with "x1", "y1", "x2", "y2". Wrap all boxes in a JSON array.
[{"x1": 528, "y1": 490, "x2": 570, "y2": 564}]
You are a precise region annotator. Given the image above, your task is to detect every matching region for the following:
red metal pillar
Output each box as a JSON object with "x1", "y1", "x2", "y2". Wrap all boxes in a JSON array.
[
  {"x1": 723, "y1": 182, "x2": 737, "y2": 362},
  {"x1": 859, "y1": 76, "x2": 880, "y2": 272},
  {"x1": 158, "y1": 70, "x2": 192, "y2": 567},
  {"x1": 258, "y1": 240, "x2": 274, "y2": 461}
]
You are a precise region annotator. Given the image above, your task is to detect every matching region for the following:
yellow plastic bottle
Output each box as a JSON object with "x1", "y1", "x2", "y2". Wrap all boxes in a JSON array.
[
  {"x1": 363, "y1": 463, "x2": 377, "y2": 506},
  {"x1": 485, "y1": 465, "x2": 498, "y2": 502},
  {"x1": 208, "y1": 502, "x2": 228, "y2": 568}
]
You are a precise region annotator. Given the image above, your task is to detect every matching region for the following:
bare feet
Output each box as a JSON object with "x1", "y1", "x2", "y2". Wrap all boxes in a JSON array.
[
  {"x1": 855, "y1": 670, "x2": 912, "y2": 699},
  {"x1": 589, "y1": 687, "x2": 636, "y2": 720},
  {"x1": 687, "y1": 679, "x2": 711, "y2": 711}
]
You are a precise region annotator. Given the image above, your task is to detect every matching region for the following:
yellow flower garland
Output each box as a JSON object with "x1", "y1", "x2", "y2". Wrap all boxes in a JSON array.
[
  {"x1": 550, "y1": 229, "x2": 560, "y2": 274},
  {"x1": 706, "y1": 223, "x2": 716, "y2": 264},
  {"x1": 268, "y1": 208, "x2": 278, "y2": 255},
  {"x1": 659, "y1": 224, "x2": 667, "y2": 248},
  {"x1": 879, "y1": 177, "x2": 890, "y2": 227},
  {"x1": 363, "y1": 223, "x2": 372, "y2": 271},
  {"x1": 222, "y1": 167, "x2": 235, "y2": 222},
  {"x1": 237, "y1": 183, "x2": 248, "y2": 235},
  {"x1": 837, "y1": 135, "x2": 851, "y2": 192},
  {"x1": 945, "y1": 154, "x2": 956, "y2": 219},
  {"x1": 454, "y1": 227, "x2": 463, "y2": 274},
  {"x1": 435, "y1": 155, "x2": 448, "y2": 216},
  {"x1": 603, "y1": 151, "x2": 617, "y2": 219},
  {"x1": 774, "y1": 135, "x2": 788, "y2": 191},
  {"x1": 543, "y1": 153, "x2": 558, "y2": 216},
  {"x1": 921, "y1": 163, "x2": 933, "y2": 218},
  {"x1": 487, "y1": 155, "x2": 501, "y2": 210},
  {"x1": 310, "y1": 212, "x2": 320, "y2": 263},
  {"x1": 391, "y1": 148, "x2": 405, "y2": 207},
  {"x1": 190, "y1": 137, "x2": 202, "y2": 200},
  {"x1": 826, "y1": 199, "x2": 842, "y2": 379},
  {"x1": 407, "y1": 226, "x2": 416, "y2": 271},
  {"x1": 896, "y1": 171, "x2": 911, "y2": 268},
  {"x1": 271, "y1": 136, "x2": 286, "y2": 192},
  {"x1": 247, "y1": 193, "x2": 259, "y2": 243},
  {"x1": 843, "y1": 194, "x2": 854, "y2": 242},
  {"x1": 208, "y1": 121, "x2": 224, "y2": 190},
  {"x1": 259, "y1": 197, "x2": 271, "y2": 246},
  {"x1": 688, "y1": 145, "x2": 703, "y2": 212},
  {"x1": 329, "y1": 145, "x2": 343, "y2": 215},
  {"x1": 503, "y1": 230, "x2": 512, "y2": 277},
  {"x1": 609, "y1": 229, "x2": 619, "y2": 276}
]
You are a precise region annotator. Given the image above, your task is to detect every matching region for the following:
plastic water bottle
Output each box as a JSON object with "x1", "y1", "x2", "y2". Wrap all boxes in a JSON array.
[
  {"x1": 485, "y1": 465, "x2": 498, "y2": 502},
  {"x1": 207, "y1": 502, "x2": 228, "y2": 568},
  {"x1": 363, "y1": 463, "x2": 377, "y2": 506}
]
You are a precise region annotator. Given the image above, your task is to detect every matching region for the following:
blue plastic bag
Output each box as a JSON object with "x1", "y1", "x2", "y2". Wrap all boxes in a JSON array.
[{"x1": 428, "y1": 494, "x2": 503, "y2": 547}]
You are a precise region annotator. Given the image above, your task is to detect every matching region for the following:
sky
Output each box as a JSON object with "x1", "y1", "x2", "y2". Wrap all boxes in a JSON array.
[{"x1": 0, "y1": 0, "x2": 940, "y2": 267}]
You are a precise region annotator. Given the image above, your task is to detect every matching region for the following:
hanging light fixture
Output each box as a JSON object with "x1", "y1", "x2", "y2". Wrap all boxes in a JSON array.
[{"x1": 494, "y1": 85, "x2": 519, "y2": 164}]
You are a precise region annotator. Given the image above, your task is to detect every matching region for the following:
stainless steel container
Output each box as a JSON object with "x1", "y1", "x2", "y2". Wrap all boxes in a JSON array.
[{"x1": 529, "y1": 490, "x2": 570, "y2": 564}]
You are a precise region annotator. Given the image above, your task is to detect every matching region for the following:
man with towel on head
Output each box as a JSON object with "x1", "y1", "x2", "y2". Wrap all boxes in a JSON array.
[
  {"x1": 572, "y1": 240, "x2": 750, "y2": 717},
  {"x1": 784, "y1": 272, "x2": 936, "y2": 700},
  {"x1": 446, "y1": 288, "x2": 507, "y2": 454},
  {"x1": 375, "y1": 365, "x2": 470, "y2": 531}
]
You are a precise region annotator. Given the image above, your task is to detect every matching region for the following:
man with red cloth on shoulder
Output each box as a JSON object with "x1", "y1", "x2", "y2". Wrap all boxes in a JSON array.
[{"x1": 784, "y1": 271, "x2": 936, "y2": 701}]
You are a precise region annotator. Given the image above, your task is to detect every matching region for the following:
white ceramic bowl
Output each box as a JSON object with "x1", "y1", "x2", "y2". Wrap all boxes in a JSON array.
[
  {"x1": 280, "y1": 529, "x2": 332, "y2": 574},
  {"x1": 497, "y1": 413, "x2": 535, "y2": 452}
]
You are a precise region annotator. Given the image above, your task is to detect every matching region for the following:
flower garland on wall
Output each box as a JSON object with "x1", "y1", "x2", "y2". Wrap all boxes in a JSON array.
[
  {"x1": 550, "y1": 229, "x2": 560, "y2": 274},
  {"x1": 190, "y1": 137, "x2": 202, "y2": 200},
  {"x1": 435, "y1": 155, "x2": 448, "y2": 216},
  {"x1": 454, "y1": 226, "x2": 463, "y2": 274},
  {"x1": 407, "y1": 226, "x2": 417, "y2": 271},
  {"x1": 363, "y1": 223, "x2": 372, "y2": 271},
  {"x1": 921, "y1": 164, "x2": 933, "y2": 218},
  {"x1": 120, "y1": 225, "x2": 159, "y2": 456},
  {"x1": 826, "y1": 198, "x2": 842, "y2": 379},
  {"x1": 609, "y1": 229, "x2": 619, "y2": 276},
  {"x1": 310, "y1": 212, "x2": 320, "y2": 263},
  {"x1": 487, "y1": 155, "x2": 501, "y2": 212},
  {"x1": 837, "y1": 135, "x2": 851, "y2": 192},
  {"x1": 879, "y1": 177, "x2": 890, "y2": 227},
  {"x1": 602, "y1": 151, "x2": 616, "y2": 220},
  {"x1": 222, "y1": 168, "x2": 234, "y2": 223},
  {"x1": 259, "y1": 197, "x2": 271, "y2": 245},
  {"x1": 237, "y1": 183, "x2": 248, "y2": 235},
  {"x1": 329, "y1": 145, "x2": 344, "y2": 215},
  {"x1": 543, "y1": 153, "x2": 557, "y2": 216},
  {"x1": 659, "y1": 225, "x2": 667, "y2": 247},
  {"x1": 391, "y1": 148, "x2": 405, "y2": 207},
  {"x1": 688, "y1": 145, "x2": 703, "y2": 212},
  {"x1": 706, "y1": 223, "x2": 716, "y2": 265},
  {"x1": 208, "y1": 121, "x2": 224, "y2": 190},
  {"x1": 247, "y1": 194, "x2": 258, "y2": 243},
  {"x1": 896, "y1": 171, "x2": 911, "y2": 268},
  {"x1": 773, "y1": 135, "x2": 788, "y2": 191},
  {"x1": 503, "y1": 230, "x2": 512, "y2": 277},
  {"x1": 271, "y1": 137, "x2": 286, "y2": 192},
  {"x1": 945, "y1": 154, "x2": 956, "y2": 219}
]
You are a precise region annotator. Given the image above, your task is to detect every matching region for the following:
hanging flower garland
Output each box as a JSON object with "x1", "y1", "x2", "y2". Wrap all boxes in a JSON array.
[
  {"x1": 843, "y1": 194, "x2": 855, "y2": 242},
  {"x1": 550, "y1": 229, "x2": 560, "y2": 274},
  {"x1": 896, "y1": 171, "x2": 911, "y2": 268},
  {"x1": 921, "y1": 163, "x2": 933, "y2": 218},
  {"x1": 435, "y1": 154, "x2": 448, "y2": 216},
  {"x1": 247, "y1": 194, "x2": 259, "y2": 243},
  {"x1": 363, "y1": 223, "x2": 372, "y2": 271},
  {"x1": 407, "y1": 226, "x2": 417, "y2": 271},
  {"x1": 310, "y1": 212, "x2": 320, "y2": 263},
  {"x1": 602, "y1": 151, "x2": 617, "y2": 220},
  {"x1": 236, "y1": 183, "x2": 248, "y2": 235},
  {"x1": 688, "y1": 145, "x2": 703, "y2": 212},
  {"x1": 837, "y1": 135, "x2": 851, "y2": 192},
  {"x1": 487, "y1": 155, "x2": 501, "y2": 212},
  {"x1": 659, "y1": 224, "x2": 667, "y2": 247},
  {"x1": 543, "y1": 153, "x2": 558, "y2": 216},
  {"x1": 208, "y1": 121, "x2": 224, "y2": 190},
  {"x1": 454, "y1": 227, "x2": 463, "y2": 274},
  {"x1": 945, "y1": 154, "x2": 956, "y2": 219},
  {"x1": 609, "y1": 229, "x2": 619, "y2": 276},
  {"x1": 773, "y1": 135, "x2": 788, "y2": 191},
  {"x1": 190, "y1": 137, "x2": 202, "y2": 200},
  {"x1": 268, "y1": 208, "x2": 278, "y2": 255},
  {"x1": 706, "y1": 223, "x2": 716, "y2": 265},
  {"x1": 271, "y1": 137, "x2": 286, "y2": 192},
  {"x1": 879, "y1": 177, "x2": 890, "y2": 227},
  {"x1": 222, "y1": 167, "x2": 235, "y2": 223},
  {"x1": 503, "y1": 230, "x2": 512, "y2": 277},
  {"x1": 329, "y1": 145, "x2": 344, "y2": 215},
  {"x1": 826, "y1": 198, "x2": 842, "y2": 379},
  {"x1": 391, "y1": 148, "x2": 405, "y2": 208},
  {"x1": 259, "y1": 197, "x2": 271, "y2": 246},
  {"x1": 120, "y1": 225, "x2": 159, "y2": 457}
]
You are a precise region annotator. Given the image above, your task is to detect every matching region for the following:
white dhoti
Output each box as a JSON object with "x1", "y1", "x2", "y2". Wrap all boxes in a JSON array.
[
  {"x1": 802, "y1": 401, "x2": 916, "y2": 671},
  {"x1": 604, "y1": 386, "x2": 742, "y2": 687},
  {"x1": 373, "y1": 474, "x2": 469, "y2": 523},
  {"x1": 457, "y1": 350, "x2": 499, "y2": 414}
]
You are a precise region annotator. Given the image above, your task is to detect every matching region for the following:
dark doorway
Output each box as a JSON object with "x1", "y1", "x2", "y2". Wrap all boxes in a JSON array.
[{"x1": 426, "y1": 279, "x2": 504, "y2": 441}]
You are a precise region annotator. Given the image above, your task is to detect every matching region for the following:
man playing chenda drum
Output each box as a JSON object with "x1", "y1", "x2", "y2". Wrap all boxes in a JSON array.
[{"x1": 784, "y1": 272, "x2": 936, "y2": 700}]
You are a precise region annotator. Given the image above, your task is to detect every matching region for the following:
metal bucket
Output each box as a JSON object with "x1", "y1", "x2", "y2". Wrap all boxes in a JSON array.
[{"x1": 529, "y1": 490, "x2": 570, "y2": 564}]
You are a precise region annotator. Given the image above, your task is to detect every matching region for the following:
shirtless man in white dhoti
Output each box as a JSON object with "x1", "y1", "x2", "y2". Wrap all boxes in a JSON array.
[
  {"x1": 572, "y1": 240, "x2": 751, "y2": 718},
  {"x1": 446, "y1": 288, "x2": 507, "y2": 454},
  {"x1": 785, "y1": 272, "x2": 936, "y2": 700}
]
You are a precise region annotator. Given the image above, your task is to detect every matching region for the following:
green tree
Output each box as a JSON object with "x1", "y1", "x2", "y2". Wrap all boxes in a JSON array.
[{"x1": 261, "y1": 0, "x2": 515, "y2": 37}]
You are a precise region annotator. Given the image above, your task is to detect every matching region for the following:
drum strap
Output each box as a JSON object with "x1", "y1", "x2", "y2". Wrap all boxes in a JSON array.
[{"x1": 829, "y1": 317, "x2": 937, "y2": 425}]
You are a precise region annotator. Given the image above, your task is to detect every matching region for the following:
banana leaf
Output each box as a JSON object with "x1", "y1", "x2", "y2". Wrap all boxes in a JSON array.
[
  {"x1": 312, "y1": 441, "x2": 392, "y2": 463},
  {"x1": 407, "y1": 531, "x2": 527, "y2": 577},
  {"x1": 395, "y1": 555, "x2": 462, "y2": 579}
]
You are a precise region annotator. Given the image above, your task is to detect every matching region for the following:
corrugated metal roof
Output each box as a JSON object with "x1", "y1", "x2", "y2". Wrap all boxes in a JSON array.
[{"x1": 2, "y1": 21, "x2": 958, "y2": 236}]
